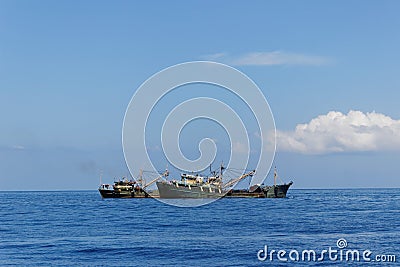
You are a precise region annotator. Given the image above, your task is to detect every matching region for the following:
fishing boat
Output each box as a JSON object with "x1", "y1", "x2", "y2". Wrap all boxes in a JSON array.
[
  {"x1": 98, "y1": 178, "x2": 148, "y2": 198},
  {"x1": 156, "y1": 164, "x2": 228, "y2": 198},
  {"x1": 226, "y1": 167, "x2": 293, "y2": 198},
  {"x1": 156, "y1": 164, "x2": 292, "y2": 199},
  {"x1": 98, "y1": 170, "x2": 167, "y2": 198}
]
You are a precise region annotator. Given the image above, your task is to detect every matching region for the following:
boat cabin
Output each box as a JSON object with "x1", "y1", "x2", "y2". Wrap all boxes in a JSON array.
[{"x1": 180, "y1": 173, "x2": 204, "y2": 185}]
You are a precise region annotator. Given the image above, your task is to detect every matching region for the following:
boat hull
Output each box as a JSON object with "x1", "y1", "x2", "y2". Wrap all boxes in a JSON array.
[
  {"x1": 98, "y1": 189, "x2": 149, "y2": 198},
  {"x1": 224, "y1": 190, "x2": 265, "y2": 198},
  {"x1": 226, "y1": 183, "x2": 292, "y2": 198},
  {"x1": 263, "y1": 182, "x2": 293, "y2": 198},
  {"x1": 157, "y1": 181, "x2": 293, "y2": 199},
  {"x1": 156, "y1": 182, "x2": 224, "y2": 198}
]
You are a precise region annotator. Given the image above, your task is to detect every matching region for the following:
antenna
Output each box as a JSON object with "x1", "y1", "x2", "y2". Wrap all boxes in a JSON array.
[
  {"x1": 138, "y1": 169, "x2": 144, "y2": 186},
  {"x1": 220, "y1": 161, "x2": 224, "y2": 181}
]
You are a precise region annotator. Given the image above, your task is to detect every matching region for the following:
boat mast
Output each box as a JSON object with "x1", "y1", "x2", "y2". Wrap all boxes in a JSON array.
[
  {"x1": 274, "y1": 167, "x2": 277, "y2": 186},
  {"x1": 220, "y1": 162, "x2": 224, "y2": 181},
  {"x1": 138, "y1": 169, "x2": 144, "y2": 186}
]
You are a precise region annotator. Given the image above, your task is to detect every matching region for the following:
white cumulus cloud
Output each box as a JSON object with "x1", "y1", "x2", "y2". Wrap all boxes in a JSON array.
[{"x1": 277, "y1": 110, "x2": 400, "y2": 154}]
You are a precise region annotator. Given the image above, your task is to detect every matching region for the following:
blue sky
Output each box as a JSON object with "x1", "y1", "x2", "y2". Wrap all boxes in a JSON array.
[{"x1": 1, "y1": 1, "x2": 400, "y2": 190}]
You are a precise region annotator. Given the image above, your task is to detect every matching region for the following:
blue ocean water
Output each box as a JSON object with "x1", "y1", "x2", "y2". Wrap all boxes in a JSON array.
[{"x1": 0, "y1": 189, "x2": 398, "y2": 266}]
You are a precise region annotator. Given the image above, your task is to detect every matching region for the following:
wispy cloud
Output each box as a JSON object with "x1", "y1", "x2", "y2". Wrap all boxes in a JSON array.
[
  {"x1": 277, "y1": 110, "x2": 400, "y2": 154},
  {"x1": 232, "y1": 141, "x2": 249, "y2": 154},
  {"x1": 201, "y1": 51, "x2": 331, "y2": 66},
  {"x1": 202, "y1": 52, "x2": 228, "y2": 61}
]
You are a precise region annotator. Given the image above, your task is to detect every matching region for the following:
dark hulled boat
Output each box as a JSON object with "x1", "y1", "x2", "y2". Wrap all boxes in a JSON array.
[
  {"x1": 225, "y1": 182, "x2": 293, "y2": 198},
  {"x1": 226, "y1": 167, "x2": 293, "y2": 198},
  {"x1": 98, "y1": 171, "x2": 168, "y2": 198},
  {"x1": 98, "y1": 179, "x2": 149, "y2": 198}
]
